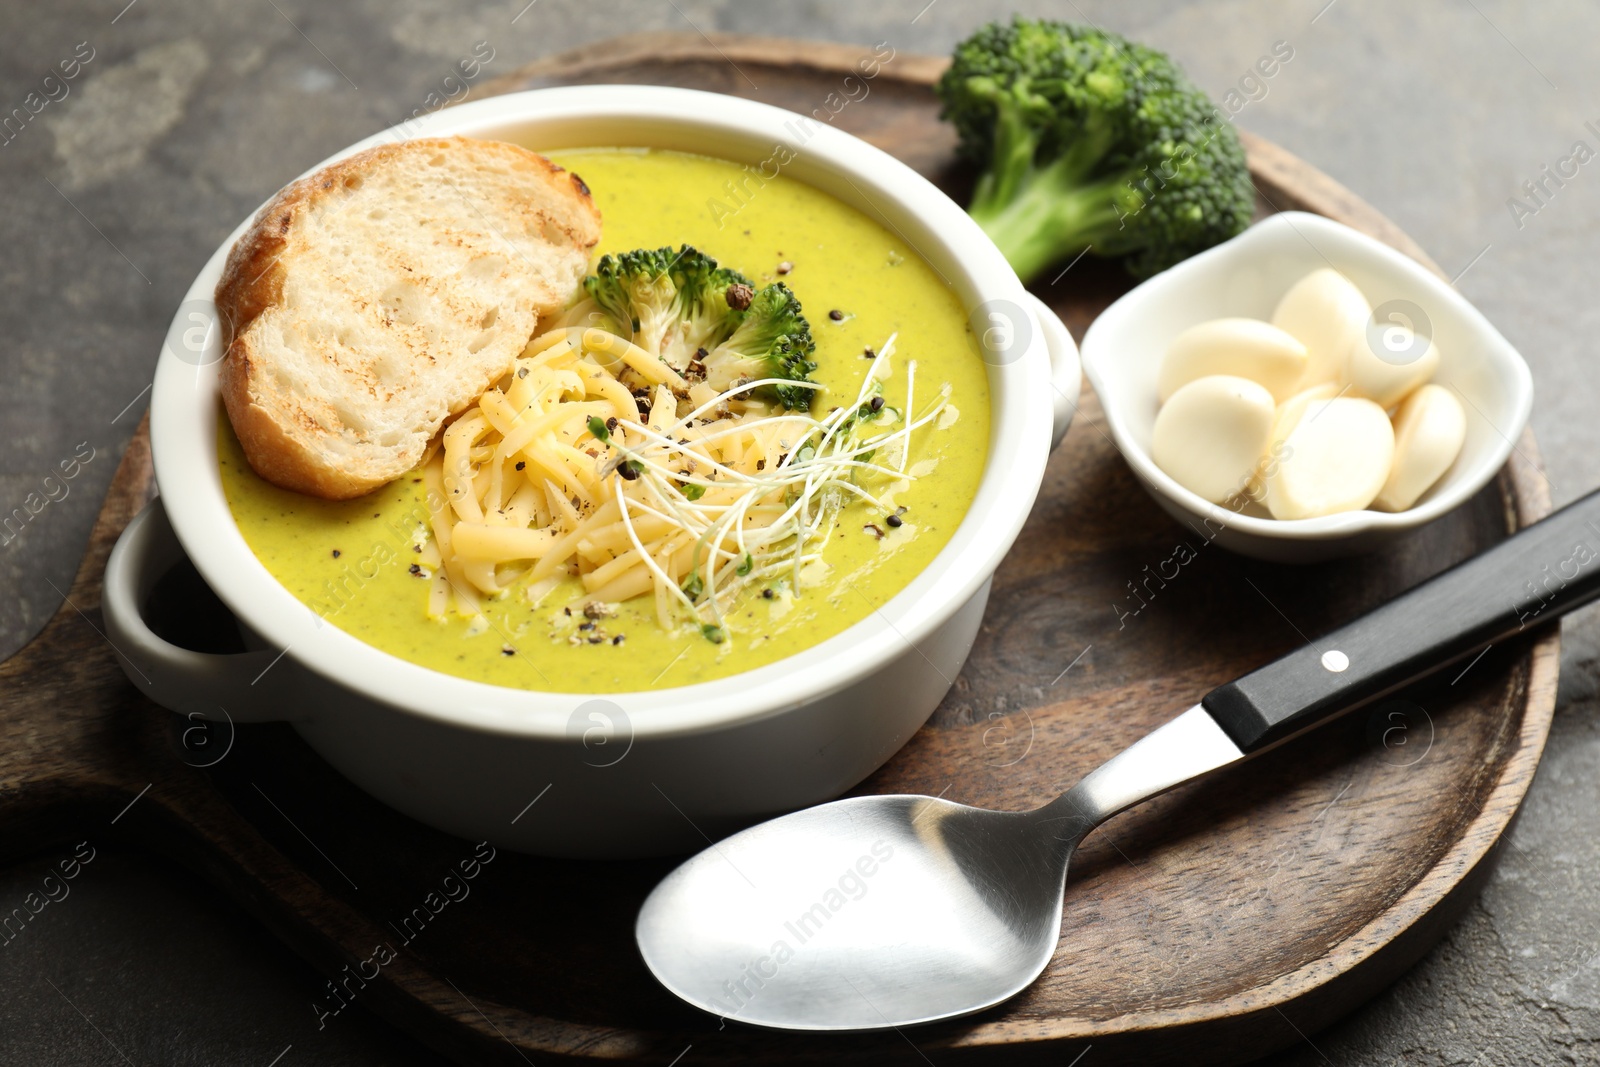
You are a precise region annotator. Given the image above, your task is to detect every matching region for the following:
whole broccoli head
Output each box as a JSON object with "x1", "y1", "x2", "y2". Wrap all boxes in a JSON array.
[
  {"x1": 702, "y1": 282, "x2": 817, "y2": 410},
  {"x1": 584, "y1": 245, "x2": 818, "y2": 409},
  {"x1": 937, "y1": 17, "x2": 1255, "y2": 281}
]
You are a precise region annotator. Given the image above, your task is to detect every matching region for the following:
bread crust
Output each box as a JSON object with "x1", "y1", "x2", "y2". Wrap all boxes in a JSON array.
[{"x1": 215, "y1": 136, "x2": 600, "y2": 500}]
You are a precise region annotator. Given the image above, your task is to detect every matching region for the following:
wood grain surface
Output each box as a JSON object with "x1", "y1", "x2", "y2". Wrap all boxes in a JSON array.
[{"x1": 0, "y1": 33, "x2": 1559, "y2": 1066}]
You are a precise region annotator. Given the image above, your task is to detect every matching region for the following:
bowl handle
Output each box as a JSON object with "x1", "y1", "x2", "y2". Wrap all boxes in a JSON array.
[
  {"x1": 103, "y1": 498, "x2": 292, "y2": 723},
  {"x1": 1019, "y1": 291, "x2": 1082, "y2": 450}
]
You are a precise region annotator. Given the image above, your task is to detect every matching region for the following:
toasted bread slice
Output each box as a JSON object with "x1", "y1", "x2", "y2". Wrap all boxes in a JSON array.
[{"x1": 216, "y1": 136, "x2": 600, "y2": 500}]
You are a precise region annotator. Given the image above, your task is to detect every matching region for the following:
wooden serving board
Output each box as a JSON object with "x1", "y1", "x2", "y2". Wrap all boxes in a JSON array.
[{"x1": 0, "y1": 33, "x2": 1557, "y2": 1066}]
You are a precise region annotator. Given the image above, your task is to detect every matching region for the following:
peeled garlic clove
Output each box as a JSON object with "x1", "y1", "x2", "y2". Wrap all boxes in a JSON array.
[
  {"x1": 1158, "y1": 318, "x2": 1309, "y2": 403},
  {"x1": 1245, "y1": 382, "x2": 1342, "y2": 502},
  {"x1": 1373, "y1": 384, "x2": 1465, "y2": 512},
  {"x1": 1270, "y1": 382, "x2": 1343, "y2": 448},
  {"x1": 1271, "y1": 268, "x2": 1371, "y2": 389},
  {"x1": 1151, "y1": 375, "x2": 1276, "y2": 505},
  {"x1": 1342, "y1": 320, "x2": 1440, "y2": 410},
  {"x1": 1265, "y1": 397, "x2": 1395, "y2": 520}
]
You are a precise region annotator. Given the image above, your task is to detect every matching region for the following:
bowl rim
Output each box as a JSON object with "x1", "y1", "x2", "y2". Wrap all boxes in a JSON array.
[
  {"x1": 149, "y1": 84, "x2": 1056, "y2": 741},
  {"x1": 1079, "y1": 210, "x2": 1534, "y2": 542}
]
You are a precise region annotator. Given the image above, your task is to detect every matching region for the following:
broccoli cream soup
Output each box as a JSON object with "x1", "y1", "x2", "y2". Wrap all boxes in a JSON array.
[{"x1": 219, "y1": 148, "x2": 990, "y2": 692}]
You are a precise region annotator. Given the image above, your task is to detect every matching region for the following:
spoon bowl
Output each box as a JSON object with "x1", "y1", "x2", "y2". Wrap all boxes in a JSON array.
[{"x1": 636, "y1": 796, "x2": 1074, "y2": 1030}]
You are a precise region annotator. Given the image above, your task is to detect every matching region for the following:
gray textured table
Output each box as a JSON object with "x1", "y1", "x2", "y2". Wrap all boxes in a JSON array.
[{"x1": 3, "y1": 1, "x2": 1597, "y2": 1064}]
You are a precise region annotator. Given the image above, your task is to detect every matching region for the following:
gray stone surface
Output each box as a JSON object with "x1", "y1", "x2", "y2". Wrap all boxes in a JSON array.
[{"x1": 1, "y1": 0, "x2": 1597, "y2": 1062}]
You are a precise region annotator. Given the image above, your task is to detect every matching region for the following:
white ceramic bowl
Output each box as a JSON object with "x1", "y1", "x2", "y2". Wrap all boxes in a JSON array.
[
  {"x1": 1080, "y1": 211, "x2": 1532, "y2": 563},
  {"x1": 101, "y1": 85, "x2": 1080, "y2": 858}
]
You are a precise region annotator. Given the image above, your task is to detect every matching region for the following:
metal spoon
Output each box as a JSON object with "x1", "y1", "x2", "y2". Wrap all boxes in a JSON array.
[{"x1": 637, "y1": 488, "x2": 1600, "y2": 1031}]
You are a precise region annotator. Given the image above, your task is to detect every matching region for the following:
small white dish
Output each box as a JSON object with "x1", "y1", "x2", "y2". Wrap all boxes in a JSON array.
[{"x1": 1080, "y1": 211, "x2": 1533, "y2": 563}]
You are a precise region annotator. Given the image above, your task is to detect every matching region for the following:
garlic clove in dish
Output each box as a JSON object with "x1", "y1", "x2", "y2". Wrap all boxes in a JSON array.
[
  {"x1": 1269, "y1": 381, "x2": 1343, "y2": 449},
  {"x1": 1151, "y1": 375, "x2": 1275, "y2": 505},
  {"x1": 1373, "y1": 384, "x2": 1466, "y2": 512},
  {"x1": 1343, "y1": 321, "x2": 1441, "y2": 409},
  {"x1": 1265, "y1": 396, "x2": 1395, "y2": 520},
  {"x1": 1158, "y1": 318, "x2": 1308, "y2": 403},
  {"x1": 1271, "y1": 268, "x2": 1371, "y2": 390},
  {"x1": 1245, "y1": 381, "x2": 1342, "y2": 502}
]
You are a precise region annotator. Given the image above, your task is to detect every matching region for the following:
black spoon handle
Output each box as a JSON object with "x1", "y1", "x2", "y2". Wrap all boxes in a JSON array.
[{"x1": 1203, "y1": 488, "x2": 1600, "y2": 753}]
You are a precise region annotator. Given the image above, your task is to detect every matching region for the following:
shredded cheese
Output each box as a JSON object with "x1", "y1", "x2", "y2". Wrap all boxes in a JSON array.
[{"x1": 424, "y1": 325, "x2": 948, "y2": 637}]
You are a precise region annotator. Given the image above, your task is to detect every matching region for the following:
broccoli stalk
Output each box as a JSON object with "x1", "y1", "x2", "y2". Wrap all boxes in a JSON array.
[
  {"x1": 964, "y1": 92, "x2": 1133, "y2": 281},
  {"x1": 938, "y1": 18, "x2": 1254, "y2": 282},
  {"x1": 584, "y1": 245, "x2": 819, "y2": 409}
]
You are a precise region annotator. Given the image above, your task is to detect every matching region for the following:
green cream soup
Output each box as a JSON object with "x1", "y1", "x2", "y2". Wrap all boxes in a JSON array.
[{"x1": 220, "y1": 147, "x2": 990, "y2": 692}]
